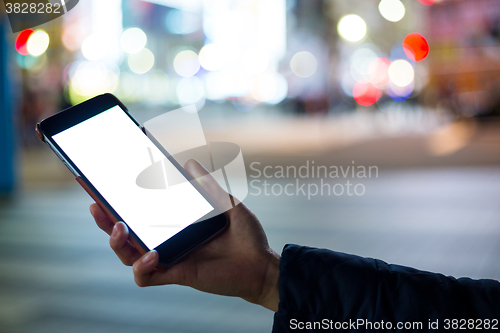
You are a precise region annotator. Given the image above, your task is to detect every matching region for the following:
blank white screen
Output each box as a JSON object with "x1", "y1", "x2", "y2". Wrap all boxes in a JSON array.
[{"x1": 53, "y1": 105, "x2": 214, "y2": 249}]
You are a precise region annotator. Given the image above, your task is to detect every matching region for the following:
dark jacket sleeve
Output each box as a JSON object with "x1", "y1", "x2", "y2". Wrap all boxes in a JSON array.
[{"x1": 272, "y1": 244, "x2": 500, "y2": 332}]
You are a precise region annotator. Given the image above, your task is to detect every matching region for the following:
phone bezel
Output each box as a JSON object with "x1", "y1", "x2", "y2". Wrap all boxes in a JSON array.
[{"x1": 37, "y1": 93, "x2": 229, "y2": 267}]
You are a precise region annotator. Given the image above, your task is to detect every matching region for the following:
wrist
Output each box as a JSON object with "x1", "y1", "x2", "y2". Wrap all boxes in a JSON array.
[{"x1": 256, "y1": 248, "x2": 281, "y2": 312}]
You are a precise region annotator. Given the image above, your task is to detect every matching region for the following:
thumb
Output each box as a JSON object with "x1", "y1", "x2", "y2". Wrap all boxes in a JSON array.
[{"x1": 184, "y1": 159, "x2": 234, "y2": 212}]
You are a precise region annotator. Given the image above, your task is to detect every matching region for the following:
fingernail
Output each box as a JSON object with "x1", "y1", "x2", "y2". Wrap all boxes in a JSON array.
[
  {"x1": 111, "y1": 224, "x2": 119, "y2": 238},
  {"x1": 142, "y1": 251, "x2": 157, "y2": 265}
]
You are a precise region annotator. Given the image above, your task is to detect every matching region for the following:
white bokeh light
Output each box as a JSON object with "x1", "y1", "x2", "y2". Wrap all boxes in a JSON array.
[
  {"x1": 204, "y1": 71, "x2": 229, "y2": 101},
  {"x1": 241, "y1": 48, "x2": 269, "y2": 75},
  {"x1": 350, "y1": 48, "x2": 378, "y2": 81},
  {"x1": 388, "y1": 59, "x2": 414, "y2": 87},
  {"x1": 337, "y1": 15, "x2": 367, "y2": 42},
  {"x1": 198, "y1": 44, "x2": 228, "y2": 71},
  {"x1": 120, "y1": 28, "x2": 147, "y2": 54},
  {"x1": 176, "y1": 76, "x2": 205, "y2": 108},
  {"x1": 81, "y1": 35, "x2": 109, "y2": 61},
  {"x1": 173, "y1": 50, "x2": 200, "y2": 77},
  {"x1": 27, "y1": 30, "x2": 50, "y2": 57},
  {"x1": 378, "y1": 0, "x2": 406, "y2": 22},
  {"x1": 290, "y1": 51, "x2": 318, "y2": 78},
  {"x1": 250, "y1": 72, "x2": 288, "y2": 104},
  {"x1": 128, "y1": 48, "x2": 155, "y2": 74},
  {"x1": 69, "y1": 61, "x2": 119, "y2": 97}
]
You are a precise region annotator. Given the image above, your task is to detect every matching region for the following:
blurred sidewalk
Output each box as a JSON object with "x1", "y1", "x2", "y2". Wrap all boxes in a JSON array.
[{"x1": 2, "y1": 165, "x2": 500, "y2": 332}]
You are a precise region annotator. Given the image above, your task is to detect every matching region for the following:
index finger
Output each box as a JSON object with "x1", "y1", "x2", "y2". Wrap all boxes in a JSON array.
[{"x1": 90, "y1": 203, "x2": 115, "y2": 236}]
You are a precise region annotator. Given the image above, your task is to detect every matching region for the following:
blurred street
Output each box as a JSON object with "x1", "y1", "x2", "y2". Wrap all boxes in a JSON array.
[{"x1": 1, "y1": 165, "x2": 500, "y2": 332}]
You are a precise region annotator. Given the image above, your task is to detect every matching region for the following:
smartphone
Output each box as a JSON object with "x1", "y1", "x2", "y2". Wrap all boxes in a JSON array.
[{"x1": 35, "y1": 93, "x2": 228, "y2": 267}]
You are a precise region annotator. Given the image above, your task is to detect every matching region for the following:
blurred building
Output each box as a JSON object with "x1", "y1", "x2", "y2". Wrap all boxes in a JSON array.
[{"x1": 424, "y1": 0, "x2": 500, "y2": 117}]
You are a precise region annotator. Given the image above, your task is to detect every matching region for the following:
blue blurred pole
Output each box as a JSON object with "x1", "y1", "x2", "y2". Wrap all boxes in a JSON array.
[{"x1": 0, "y1": 19, "x2": 16, "y2": 194}]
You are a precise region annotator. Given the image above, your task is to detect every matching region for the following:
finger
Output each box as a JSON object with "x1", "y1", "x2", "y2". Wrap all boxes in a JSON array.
[
  {"x1": 110, "y1": 222, "x2": 142, "y2": 266},
  {"x1": 133, "y1": 250, "x2": 160, "y2": 287},
  {"x1": 90, "y1": 203, "x2": 114, "y2": 236},
  {"x1": 184, "y1": 159, "x2": 235, "y2": 211}
]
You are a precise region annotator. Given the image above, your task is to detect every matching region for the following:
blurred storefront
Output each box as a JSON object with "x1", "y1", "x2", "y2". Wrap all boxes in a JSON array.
[{"x1": 424, "y1": 0, "x2": 500, "y2": 117}]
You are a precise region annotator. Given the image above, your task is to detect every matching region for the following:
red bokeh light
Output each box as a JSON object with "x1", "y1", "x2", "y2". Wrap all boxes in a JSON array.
[
  {"x1": 417, "y1": 0, "x2": 435, "y2": 5},
  {"x1": 369, "y1": 58, "x2": 391, "y2": 86},
  {"x1": 353, "y1": 81, "x2": 382, "y2": 106},
  {"x1": 15, "y1": 29, "x2": 34, "y2": 56},
  {"x1": 403, "y1": 33, "x2": 429, "y2": 62}
]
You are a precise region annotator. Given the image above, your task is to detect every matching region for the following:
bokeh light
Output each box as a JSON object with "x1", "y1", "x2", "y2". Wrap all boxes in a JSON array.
[
  {"x1": 198, "y1": 44, "x2": 228, "y2": 71},
  {"x1": 120, "y1": 28, "x2": 147, "y2": 54},
  {"x1": 252, "y1": 75, "x2": 277, "y2": 102},
  {"x1": 204, "y1": 71, "x2": 229, "y2": 101},
  {"x1": 417, "y1": 0, "x2": 435, "y2": 5},
  {"x1": 387, "y1": 80, "x2": 414, "y2": 102},
  {"x1": 128, "y1": 48, "x2": 155, "y2": 74},
  {"x1": 116, "y1": 72, "x2": 139, "y2": 102},
  {"x1": 388, "y1": 59, "x2": 414, "y2": 87},
  {"x1": 251, "y1": 72, "x2": 288, "y2": 104},
  {"x1": 15, "y1": 29, "x2": 34, "y2": 56},
  {"x1": 26, "y1": 30, "x2": 50, "y2": 57},
  {"x1": 173, "y1": 50, "x2": 200, "y2": 77},
  {"x1": 202, "y1": 67, "x2": 253, "y2": 100},
  {"x1": 337, "y1": 15, "x2": 367, "y2": 42},
  {"x1": 176, "y1": 76, "x2": 205, "y2": 108},
  {"x1": 16, "y1": 53, "x2": 46, "y2": 71},
  {"x1": 350, "y1": 48, "x2": 378, "y2": 82},
  {"x1": 165, "y1": 9, "x2": 200, "y2": 35},
  {"x1": 241, "y1": 48, "x2": 269, "y2": 75},
  {"x1": 143, "y1": 72, "x2": 170, "y2": 103},
  {"x1": 403, "y1": 33, "x2": 429, "y2": 62},
  {"x1": 378, "y1": 0, "x2": 406, "y2": 22},
  {"x1": 353, "y1": 81, "x2": 382, "y2": 106},
  {"x1": 340, "y1": 72, "x2": 357, "y2": 97},
  {"x1": 68, "y1": 61, "x2": 120, "y2": 104},
  {"x1": 202, "y1": 8, "x2": 244, "y2": 43},
  {"x1": 223, "y1": 68, "x2": 254, "y2": 98},
  {"x1": 81, "y1": 35, "x2": 107, "y2": 61},
  {"x1": 290, "y1": 51, "x2": 318, "y2": 78},
  {"x1": 62, "y1": 21, "x2": 86, "y2": 52},
  {"x1": 369, "y1": 57, "x2": 391, "y2": 86},
  {"x1": 266, "y1": 73, "x2": 288, "y2": 105},
  {"x1": 390, "y1": 44, "x2": 409, "y2": 61}
]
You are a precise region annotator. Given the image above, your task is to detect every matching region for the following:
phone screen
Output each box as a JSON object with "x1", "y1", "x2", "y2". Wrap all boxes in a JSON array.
[{"x1": 52, "y1": 105, "x2": 214, "y2": 249}]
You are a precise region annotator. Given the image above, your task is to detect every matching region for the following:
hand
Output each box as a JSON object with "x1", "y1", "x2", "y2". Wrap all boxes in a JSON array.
[{"x1": 90, "y1": 159, "x2": 280, "y2": 312}]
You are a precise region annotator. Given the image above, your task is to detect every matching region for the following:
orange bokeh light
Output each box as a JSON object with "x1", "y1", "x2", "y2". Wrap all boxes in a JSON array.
[
  {"x1": 353, "y1": 81, "x2": 382, "y2": 106},
  {"x1": 15, "y1": 29, "x2": 34, "y2": 56},
  {"x1": 403, "y1": 33, "x2": 429, "y2": 62}
]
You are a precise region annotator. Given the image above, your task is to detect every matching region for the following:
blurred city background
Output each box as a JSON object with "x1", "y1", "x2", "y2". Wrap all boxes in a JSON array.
[{"x1": 1, "y1": 0, "x2": 500, "y2": 332}]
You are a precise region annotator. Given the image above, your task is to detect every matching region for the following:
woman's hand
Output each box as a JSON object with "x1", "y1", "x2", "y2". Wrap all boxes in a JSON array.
[{"x1": 90, "y1": 159, "x2": 280, "y2": 312}]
